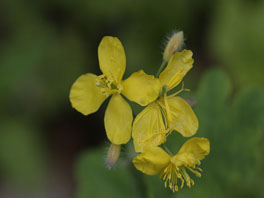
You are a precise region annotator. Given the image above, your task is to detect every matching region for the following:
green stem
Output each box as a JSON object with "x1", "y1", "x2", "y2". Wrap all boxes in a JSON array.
[
  {"x1": 125, "y1": 142, "x2": 149, "y2": 198},
  {"x1": 161, "y1": 144, "x2": 173, "y2": 156},
  {"x1": 128, "y1": 163, "x2": 148, "y2": 198},
  {"x1": 155, "y1": 60, "x2": 167, "y2": 77}
]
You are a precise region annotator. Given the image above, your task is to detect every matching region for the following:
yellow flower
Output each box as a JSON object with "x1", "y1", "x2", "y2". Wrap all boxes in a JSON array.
[
  {"x1": 132, "y1": 49, "x2": 198, "y2": 152},
  {"x1": 133, "y1": 137, "x2": 210, "y2": 192},
  {"x1": 70, "y1": 36, "x2": 160, "y2": 145}
]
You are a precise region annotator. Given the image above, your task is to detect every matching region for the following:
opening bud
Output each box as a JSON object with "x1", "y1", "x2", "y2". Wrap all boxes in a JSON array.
[
  {"x1": 105, "y1": 144, "x2": 121, "y2": 169},
  {"x1": 163, "y1": 31, "x2": 184, "y2": 62}
]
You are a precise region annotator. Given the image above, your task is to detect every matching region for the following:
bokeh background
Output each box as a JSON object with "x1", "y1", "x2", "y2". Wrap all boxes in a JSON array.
[{"x1": 0, "y1": 0, "x2": 264, "y2": 198}]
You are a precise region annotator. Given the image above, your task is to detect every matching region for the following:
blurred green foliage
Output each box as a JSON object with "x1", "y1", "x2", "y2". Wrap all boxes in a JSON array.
[
  {"x1": 0, "y1": 0, "x2": 264, "y2": 197},
  {"x1": 0, "y1": 120, "x2": 46, "y2": 187},
  {"x1": 209, "y1": 0, "x2": 264, "y2": 86}
]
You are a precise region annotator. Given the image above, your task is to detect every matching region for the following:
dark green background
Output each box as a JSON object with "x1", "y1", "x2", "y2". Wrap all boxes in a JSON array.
[{"x1": 0, "y1": 0, "x2": 264, "y2": 197}]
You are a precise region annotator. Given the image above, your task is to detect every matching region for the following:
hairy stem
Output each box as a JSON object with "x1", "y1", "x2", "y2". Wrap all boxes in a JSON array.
[{"x1": 156, "y1": 60, "x2": 167, "y2": 77}]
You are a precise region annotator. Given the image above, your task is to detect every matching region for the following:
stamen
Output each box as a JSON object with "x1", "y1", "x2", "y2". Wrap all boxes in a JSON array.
[
  {"x1": 96, "y1": 75, "x2": 122, "y2": 95},
  {"x1": 168, "y1": 82, "x2": 190, "y2": 98},
  {"x1": 180, "y1": 176, "x2": 185, "y2": 189},
  {"x1": 161, "y1": 163, "x2": 181, "y2": 192},
  {"x1": 186, "y1": 167, "x2": 201, "y2": 177},
  {"x1": 197, "y1": 167, "x2": 203, "y2": 172}
]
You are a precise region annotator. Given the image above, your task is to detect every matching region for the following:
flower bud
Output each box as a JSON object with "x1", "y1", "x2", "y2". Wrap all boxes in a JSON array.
[
  {"x1": 105, "y1": 144, "x2": 121, "y2": 169},
  {"x1": 163, "y1": 31, "x2": 184, "y2": 62}
]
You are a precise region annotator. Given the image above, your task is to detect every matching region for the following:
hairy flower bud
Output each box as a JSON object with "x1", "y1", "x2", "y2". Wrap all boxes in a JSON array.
[
  {"x1": 105, "y1": 144, "x2": 121, "y2": 169},
  {"x1": 163, "y1": 31, "x2": 184, "y2": 62}
]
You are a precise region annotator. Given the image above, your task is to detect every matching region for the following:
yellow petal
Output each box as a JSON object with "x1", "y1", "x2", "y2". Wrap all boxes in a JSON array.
[
  {"x1": 178, "y1": 137, "x2": 210, "y2": 160},
  {"x1": 70, "y1": 73, "x2": 108, "y2": 115},
  {"x1": 105, "y1": 94, "x2": 133, "y2": 145},
  {"x1": 122, "y1": 70, "x2": 161, "y2": 106},
  {"x1": 159, "y1": 49, "x2": 194, "y2": 90},
  {"x1": 172, "y1": 137, "x2": 210, "y2": 167},
  {"x1": 133, "y1": 146, "x2": 171, "y2": 175},
  {"x1": 132, "y1": 103, "x2": 167, "y2": 152},
  {"x1": 160, "y1": 96, "x2": 198, "y2": 137},
  {"x1": 98, "y1": 36, "x2": 126, "y2": 83}
]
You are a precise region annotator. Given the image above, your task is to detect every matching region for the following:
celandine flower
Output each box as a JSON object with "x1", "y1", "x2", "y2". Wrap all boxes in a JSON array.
[
  {"x1": 70, "y1": 36, "x2": 160, "y2": 146},
  {"x1": 133, "y1": 137, "x2": 210, "y2": 192},
  {"x1": 132, "y1": 49, "x2": 198, "y2": 152}
]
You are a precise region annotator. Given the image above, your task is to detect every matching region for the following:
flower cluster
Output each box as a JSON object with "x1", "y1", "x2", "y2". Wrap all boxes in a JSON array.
[{"x1": 69, "y1": 32, "x2": 210, "y2": 192}]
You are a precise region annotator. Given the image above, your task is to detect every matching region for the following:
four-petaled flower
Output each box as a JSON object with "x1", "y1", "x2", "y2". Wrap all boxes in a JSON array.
[
  {"x1": 133, "y1": 137, "x2": 210, "y2": 192},
  {"x1": 70, "y1": 36, "x2": 160, "y2": 145},
  {"x1": 132, "y1": 49, "x2": 198, "y2": 152}
]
